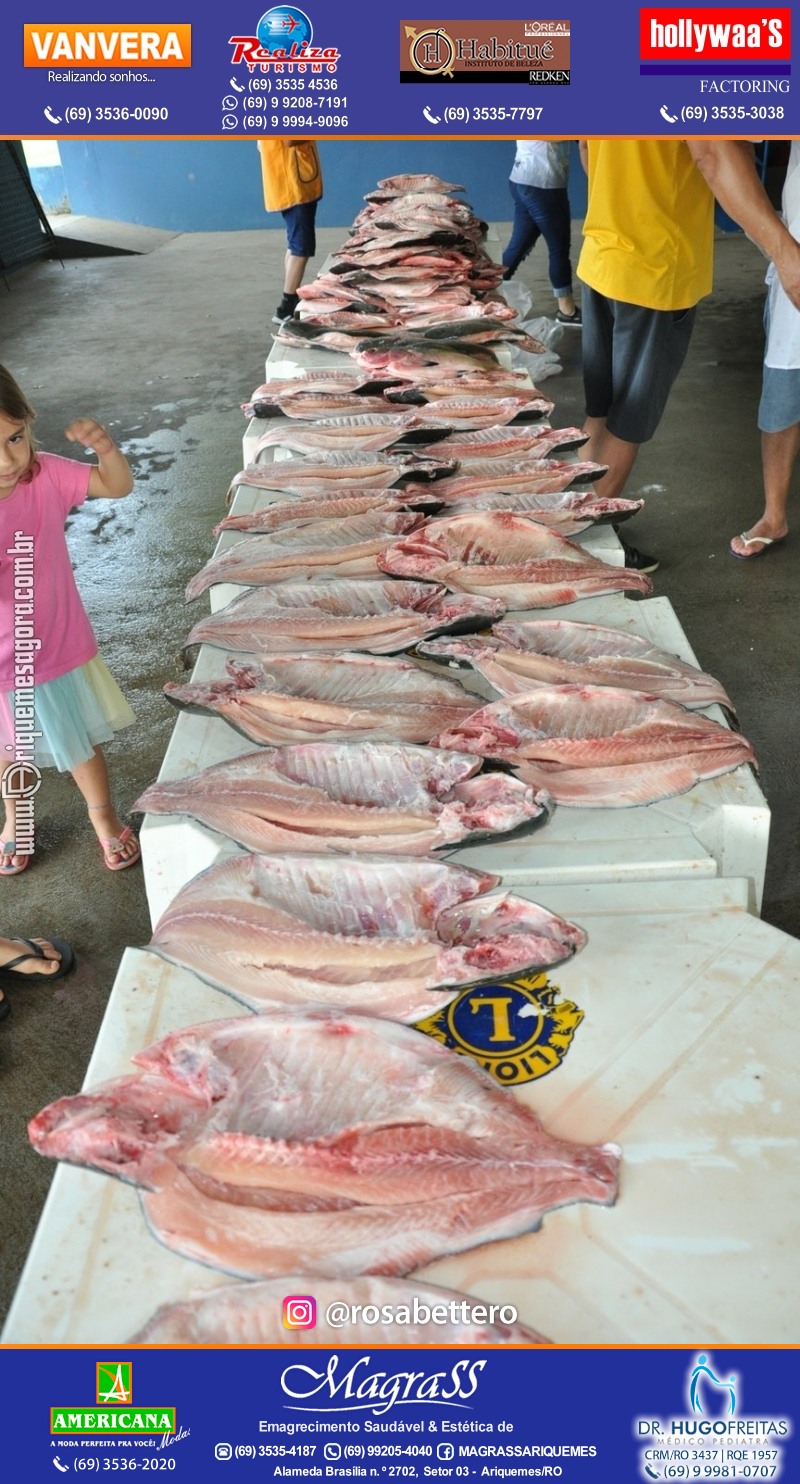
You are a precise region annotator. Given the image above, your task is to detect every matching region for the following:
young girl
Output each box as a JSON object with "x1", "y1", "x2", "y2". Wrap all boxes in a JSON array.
[{"x1": 0, "y1": 364, "x2": 140, "y2": 875}]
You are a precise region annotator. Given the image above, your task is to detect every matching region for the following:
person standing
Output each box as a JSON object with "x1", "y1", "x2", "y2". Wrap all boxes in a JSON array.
[
  {"x1": 577, "y1": 139, "x2": 800, "y2": 572},
  {"x1": 257, "y1": 138, "x2": 323, "y2": 324},
  {"x1": 731, "y1": 140, "x2": 800, "y2": 558},
  {"x1": 501, "y1": 140, "x2": 581, "y2": 325}
]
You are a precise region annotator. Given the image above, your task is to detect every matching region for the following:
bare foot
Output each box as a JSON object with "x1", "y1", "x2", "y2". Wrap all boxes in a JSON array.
[
  {"x1": 0, "y1": 840, "x2": 30, "y2": 875},
  {"x1": 87, "y1": 805, "x2": 140, "y2": 867},
  {"x1": 0, "y1": 936, "x2": 63, "y2": 975},
  {"x1": 730, "y1": 519, "x2": 788, "y2": 558}
]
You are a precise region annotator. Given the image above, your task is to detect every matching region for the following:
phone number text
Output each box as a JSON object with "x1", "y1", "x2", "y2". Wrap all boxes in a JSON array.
[
  {"x1": 443, "y1": 107, "x2": 544, "y2": 121},
  {"x1": 62, "y1": 106, "x2": 168, "y2": 121}
]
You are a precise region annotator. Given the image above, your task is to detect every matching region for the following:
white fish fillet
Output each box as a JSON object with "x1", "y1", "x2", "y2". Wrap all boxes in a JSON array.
[
  {"x1": 379, "y1": 511, "x2": 652, "y2": 607},
  {"x1": 185, "y1": 513, "x2": 424, "y2": 600},
  {"x1": 213, "y1": 491, "x2": 437, "y2": 538},
  {"x1": 421, "y1": 620, "x2": 735, "y2": 711},
  {"x1": 432, "y1": 685, "x2": 756, "y2": 807},
  {"x1": 30, "y1": 1012, "x2": 618, "y2": 1279},
  {"x1": 132, "y1": 1275, "x2": 547, "y2": 1344},
  {"x1": 164, "y1": 653, "x2": 479, "y2": 745},
  {"x1": 183, "y1": 581, "x2": 504, "y2": 656},
  {"x1": 134, "y1": 742, "x2": 551, "y2": 855},
  {"x1": 147, "y1": 853, "x2": 588, "y2": 1019}
]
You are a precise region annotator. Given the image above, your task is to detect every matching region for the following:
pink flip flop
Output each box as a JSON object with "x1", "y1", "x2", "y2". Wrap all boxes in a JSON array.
[
  {"x1": 100, "y1": 825, "x2": 141, "y2": 872},
  {"x1": 0, "y1": 840, "x2": 30, "y2": 876}
]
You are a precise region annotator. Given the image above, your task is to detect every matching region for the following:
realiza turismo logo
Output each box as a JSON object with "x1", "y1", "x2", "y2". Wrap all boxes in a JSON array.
[{"x1": 229, "y1": 6, "x2": 340, "y2": 73}]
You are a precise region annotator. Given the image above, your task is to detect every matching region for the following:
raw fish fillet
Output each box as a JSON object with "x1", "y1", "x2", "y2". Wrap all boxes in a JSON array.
[
  {"x1": 164, "y1": 653, "x2": 479, "y2": 745},
  {"x1": 135, "y1": 742, "x2": 551, "y2": 855},
  {"x1": 432, "y1": 685, "x2": 756, "y2": 807},
  {"x1": 379, "y1": 511, "x2": 652, "y2": 607},
  {"x1": 147, "y1": 853, "x2": 587, "y2": 1018},
  {"x1": 30, "y1": 1011, "x2": 617, "y2": 1279},
  {"x1": 438, "y1": 490, "x2": 643, "y2": 533},
  {"x1": 132, "y1": 1275, "x2": 547, "y2": 1344},
  {"x1": 213, "y1": 490, "x2": 438, "y2": 537},
  {"x1": 436, "y1": 425, "x2": 589, "y2": 460},
  {"x1": 183, "y1": 581, "x2": 503, "y2": 655},
  {"x1": 185, "y1": 513, "x2": 425, "y2": 600},
  {"x1": 421, "y1": 620, "x2": 734, "y2": 711},
  {"x1": 252, "y1": 412, "x2": 442, "y2": 455},
  {"x1": 228, "y1": 449, "x2": 456, "y2": 498},
  {"x1": 413, "y1": 460, "x2": 607, "y2": 502}
]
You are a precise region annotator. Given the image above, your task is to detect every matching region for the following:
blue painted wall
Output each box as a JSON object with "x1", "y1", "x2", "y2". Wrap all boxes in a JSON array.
[
  {"x1": 28, "y1": 163, "x2": 69, "y2": 214},
  {"x1": 56, "y1": 139, "x2": 586, "y2": 231}
]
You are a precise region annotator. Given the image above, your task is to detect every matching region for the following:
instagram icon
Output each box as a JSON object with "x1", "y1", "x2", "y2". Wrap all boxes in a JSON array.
[{"x1": 283, "y1": 1295, "x2": 317, "y2": 1330}]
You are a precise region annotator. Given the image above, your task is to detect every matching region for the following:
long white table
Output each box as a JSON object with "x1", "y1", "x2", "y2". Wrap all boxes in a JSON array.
[{"x1": 5, "y1": 876, "x2": 799, "y2": 1345}]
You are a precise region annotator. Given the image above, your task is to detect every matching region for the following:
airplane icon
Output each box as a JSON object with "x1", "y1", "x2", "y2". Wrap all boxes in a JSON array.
[{"x1": 282, "y1": 16, "x2": 299, "y2": 32}]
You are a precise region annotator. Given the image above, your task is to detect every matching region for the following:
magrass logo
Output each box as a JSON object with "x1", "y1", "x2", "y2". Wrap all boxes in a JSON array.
[{"x1": 50, "y1": 1360, "x2": 176, "y2": 1437}]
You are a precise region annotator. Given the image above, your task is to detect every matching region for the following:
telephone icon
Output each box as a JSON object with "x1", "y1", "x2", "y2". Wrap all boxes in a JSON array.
[
  {"x1": 660, "y1": 105, "x2": 678, "y2": 123},
  {"x1": 229, "y1": 77, "x2": 245, "y2": 92},
  {"x1": 53, "y1": 1460, "x2": 70, "y2": 1474},
  {"x1": 423, "y1": 106, "x2": 441, "y2": 124},
  {"x1": 44, "y1": 106, "x2": 62, "y2": 124}
]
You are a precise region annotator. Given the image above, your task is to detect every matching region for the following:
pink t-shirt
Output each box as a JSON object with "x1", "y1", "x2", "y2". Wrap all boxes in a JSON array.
[{"x1": 0, "y1": 452, "x2": 97, "y2": 689}]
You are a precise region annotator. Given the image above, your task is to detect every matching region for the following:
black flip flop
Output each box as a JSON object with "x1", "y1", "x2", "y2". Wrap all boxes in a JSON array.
[{"x1": 0, "y1": 936, "x2": 76, "y2": 988}]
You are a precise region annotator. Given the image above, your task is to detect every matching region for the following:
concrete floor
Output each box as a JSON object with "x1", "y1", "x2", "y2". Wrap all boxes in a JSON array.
[{"x1": 1, "y1": 210, "x2": 797, "y2": 1330}]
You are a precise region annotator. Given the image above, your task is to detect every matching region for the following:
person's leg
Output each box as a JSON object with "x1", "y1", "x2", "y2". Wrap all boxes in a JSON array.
[
  {"x1": 730, "y1": 425, "x2": 800, "y2": 554},
  {"x1": 71, "y1": 747, "x2": 139, "y2": 866},
  {"x1": 535, "y1": 187, "x2": 577, "y2": 317},
  {"x1": 501, "y1": 184, "x2": 541, "y2": 279},
  {"x1": 275, "y1": 204, "x2": 317, "y2": 319},
  {"x1": 283, "y1": 250, "x2": 309, "y2": 295},
  {"x1": 0, "y1": 764, "x2": 35, "y2": 873},
  {"x1": 730, "y1": 367, "x2": 800, "y2": 554},
  {"x1": 581, "y1": 420, "x2": 641, "y2": 501}
]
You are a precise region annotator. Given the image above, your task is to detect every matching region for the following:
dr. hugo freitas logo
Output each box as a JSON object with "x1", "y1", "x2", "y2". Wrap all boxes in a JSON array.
[{"x1": 636, "y1": 1352, "x2": 791, "y2": 1481}]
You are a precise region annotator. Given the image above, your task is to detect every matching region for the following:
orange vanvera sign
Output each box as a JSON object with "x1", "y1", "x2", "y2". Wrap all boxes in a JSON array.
[{"x1": 23, "y1": 23, "x2": 192, "y2": 67}]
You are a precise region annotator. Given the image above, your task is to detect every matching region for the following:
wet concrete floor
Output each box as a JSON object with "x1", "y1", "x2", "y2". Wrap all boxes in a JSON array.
[{"x1": 0, "y1": 215, "x2": 797, "y2": 1328}]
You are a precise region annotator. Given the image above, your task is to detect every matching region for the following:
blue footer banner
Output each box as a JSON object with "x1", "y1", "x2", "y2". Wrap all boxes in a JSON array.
[{"x1": 0, "y1": 1346, "x2": 794, "y2": 1483}]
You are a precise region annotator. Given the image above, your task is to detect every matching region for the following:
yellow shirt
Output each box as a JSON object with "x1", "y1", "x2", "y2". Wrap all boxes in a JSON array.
[
  {"x1": 258, "y1": 139, "x2": 322, "y2": 212},
  {"x1": 577, "y1": 140, "x2": 715, "y2": 311}
]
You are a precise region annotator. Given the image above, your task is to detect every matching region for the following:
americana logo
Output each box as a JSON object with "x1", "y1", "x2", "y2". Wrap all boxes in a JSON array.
[{"x1": 415, "y1": 971, "x2": 583, "y2": 1085}]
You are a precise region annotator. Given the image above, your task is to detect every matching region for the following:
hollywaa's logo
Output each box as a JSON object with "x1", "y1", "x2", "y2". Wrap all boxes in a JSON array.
[
  {"x1": 639, "y1": 8, "x2": 791, "y2": 61},
  {"x1": 229, "y1": 6, "x2": 339, "y2": 73},
  {"x1": 281, "y1": 1355, "x2": 487, "y2": 1417}
]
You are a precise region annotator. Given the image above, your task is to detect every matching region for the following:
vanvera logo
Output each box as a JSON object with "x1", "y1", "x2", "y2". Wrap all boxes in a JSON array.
[
  {"x1": 280, "y1": 1356, "x2": 487, "y2": 1417},
  {"x1": 23, "y1": 23, "x2": 192, "y2": 66}
]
